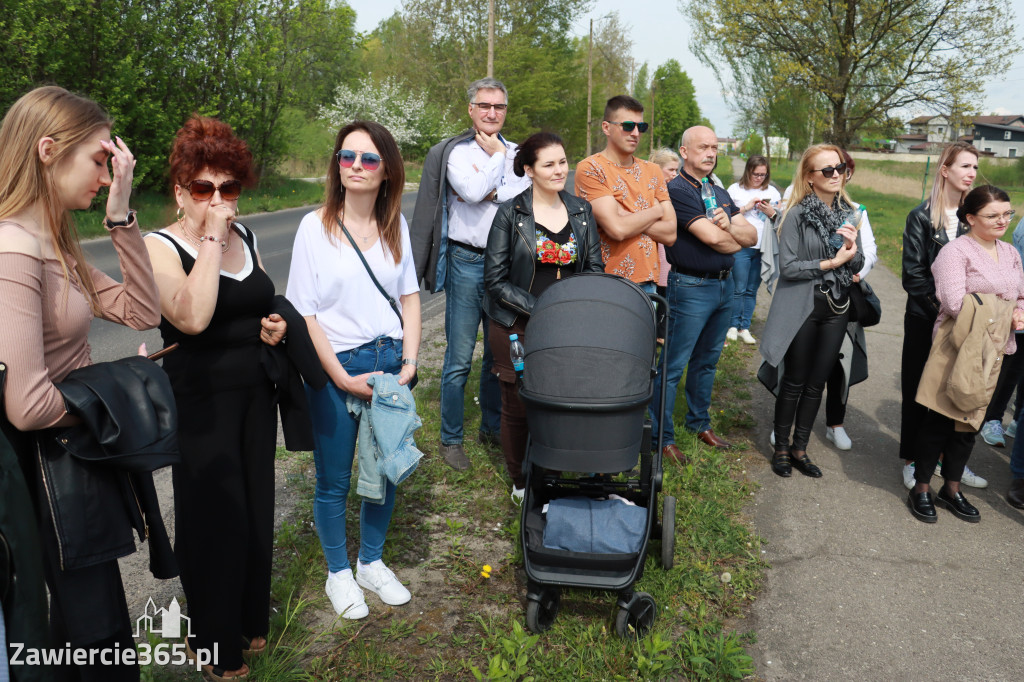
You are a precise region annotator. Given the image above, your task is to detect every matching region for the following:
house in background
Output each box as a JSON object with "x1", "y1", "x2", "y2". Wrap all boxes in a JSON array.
[
  {"x1": 895, "y1": 115, "x2": 958, "y2": 153},
  {"x1": 971, "y1": 116, "x2": 1024, "y2": 158}
]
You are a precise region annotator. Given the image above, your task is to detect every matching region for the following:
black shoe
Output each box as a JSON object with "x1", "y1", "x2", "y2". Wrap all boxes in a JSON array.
[
  {"x1": 936, "y1": 486, "x2": 981, "y2": 523},
  {"x1": 790, "y1": 452, "x2": 823, "y2": 478},
  {"x1": 477, "y1": 430, "x2": 501, "y2": 450},
  {"x1": 907, "y1": 490, "x2": 937, "y2": 523},
  {"x1": 1008, "y1": 478, "x2": 1024, "y2": 509},
  {"x1": 771, "y1": 448, "x2": 792, "y2": 477}
]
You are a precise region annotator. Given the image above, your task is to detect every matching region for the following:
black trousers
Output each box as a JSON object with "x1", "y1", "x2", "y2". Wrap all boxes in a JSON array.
[
  {"x1": 774, "y1": 290, "x2": 850, "y2": 451},
  {"x1": 825, "y1": 355, "x2": 848, "y2": 426},
  {"x1": 900, "y1": 312, "x2": 934, "y2": 461},
  {"x1": 983, "y1": 334, "x2": 1024, "y2": 423},
  {"x1": 914, "y1": 409, "x2": 975, "y2": 484},
  {"x1": 173, "y1": 381, "x2": 276, "y2": 671}
]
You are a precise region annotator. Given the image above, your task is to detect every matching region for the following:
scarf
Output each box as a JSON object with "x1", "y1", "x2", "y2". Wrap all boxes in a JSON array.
[{"x1": 800, "y1": 192, "x2": 854, "y2": 297}]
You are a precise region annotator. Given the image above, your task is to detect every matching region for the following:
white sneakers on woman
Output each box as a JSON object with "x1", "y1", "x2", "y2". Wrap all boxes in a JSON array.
[
  {"x1": 825, "y1": 426, "x2": 852, "y2": 450},
  {"x1": 356, "y1": 560, "x2": 412, "y2": 605},
  {"x1": 326, "y1": 569, "x2": 369, "y2": 619},
  {"x1": 326, "y1": 561, "x2": 411, "y2": 620}
]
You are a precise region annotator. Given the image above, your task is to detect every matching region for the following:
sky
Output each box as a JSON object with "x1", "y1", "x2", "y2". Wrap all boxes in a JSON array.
[{"x1": 352, "y1": 0, "x2": 1024, "y2": 137}]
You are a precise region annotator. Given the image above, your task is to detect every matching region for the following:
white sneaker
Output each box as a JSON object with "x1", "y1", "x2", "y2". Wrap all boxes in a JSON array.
[
  {"x1": 326, "y1": 570, "x2": 368, "y2": 619},
  {"x1": 769, "y1": 430, "x2": 776, "y2": 446},
  {"x1": 1007, "y1": 419, "x2": 1018, "y2": 439},
  {"x1": 902, "y1": 462, "x2": 916, "y2": 490},
  {"x1": 738, "y1": 329, "x2": 757, "y2": 344},
  {"x1": 356, "y1": 560, "x2": 411, "y2": 606},
  {"x1": 826, "y1": 426, "x2": 852, "y2": 450},
  {"x1": 726, "y1": 327, "x2": 738, "y2": 342},
  {"x1": 511, "y1": 485, "x2": 525, "y2": 505},
  {"x1": 961, "y1": 465, "x2": 989, "y2": 489}
]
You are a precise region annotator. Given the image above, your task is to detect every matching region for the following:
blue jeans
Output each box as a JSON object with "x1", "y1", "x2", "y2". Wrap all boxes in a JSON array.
[
  {"x1": 440, "y1": 243, "x2": 502, "y2": 444},
  {"x1": 650, "y1": 270, "x2": 734, "y2": 444},
  {"x1": 729, "y1": 247, "x2": 761, "y2": 330},
  {"x1": 306, "y1": 337, "x2": 402, "y2": 572}
]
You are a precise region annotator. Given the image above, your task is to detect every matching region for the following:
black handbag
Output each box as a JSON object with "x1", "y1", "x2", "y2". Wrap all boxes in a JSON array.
[
  {"x1": 849, "y1": 279, "x2": 882, "y2": 327},
  {"x1": 337, "y1": 217, "x2": 418, "y2": 390}
]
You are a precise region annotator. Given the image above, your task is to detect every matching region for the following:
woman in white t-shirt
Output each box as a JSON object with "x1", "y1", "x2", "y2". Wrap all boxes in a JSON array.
[
  {"x1": 726, "y1": 155, "x2": 781, "y2": 344},
  {"x1": 286, "y1": 120, "x2": 421, "y2": 621}
]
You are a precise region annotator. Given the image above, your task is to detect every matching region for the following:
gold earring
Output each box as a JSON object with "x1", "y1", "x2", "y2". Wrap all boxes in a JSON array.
[{"x1": 176, "y1": 207, "x2": 184, "y2": 224}]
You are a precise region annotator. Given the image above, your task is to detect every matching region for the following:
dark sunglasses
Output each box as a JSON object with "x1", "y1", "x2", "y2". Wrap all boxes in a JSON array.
[
  {"x1": 812, "y1": 162, "x2": 848, "y2": 178},
  {"x1": 606, "y1": 120, "x2": 649, "y2": 133},
  {"x1": 337, "y1": 149, "x2": 382, "y2": 171},
  {"x1": 184, "y1": 179, "x2": 242, "y2": 201}
]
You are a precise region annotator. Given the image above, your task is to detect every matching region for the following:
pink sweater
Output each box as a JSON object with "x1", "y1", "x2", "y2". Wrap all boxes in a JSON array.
[{"x1": 931, "y1": 235, "x2": 1024, "y2": 354}]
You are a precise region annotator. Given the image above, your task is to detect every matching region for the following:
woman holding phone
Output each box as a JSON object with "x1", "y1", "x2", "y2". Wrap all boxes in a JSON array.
[{"x1": 760, "y1": 144, "x2": 863, "y2": 479}]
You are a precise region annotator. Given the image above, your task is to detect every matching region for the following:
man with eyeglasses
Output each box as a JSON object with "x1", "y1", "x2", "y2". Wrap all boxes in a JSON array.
[
  {"x1": 650, "y1": 125, "x2": 756, "y2": 457},
  {"x1": 411, "y1": 77, "x2": 531, "y2": 471},
  {"x1": 575, "y1": 95, "x2": 677, "y2": 300}
]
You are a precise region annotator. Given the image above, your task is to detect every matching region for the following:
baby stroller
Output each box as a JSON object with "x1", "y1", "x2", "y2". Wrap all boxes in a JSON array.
[{"x1": 516, "y1": 273, "x2": 675, "y2": 638}]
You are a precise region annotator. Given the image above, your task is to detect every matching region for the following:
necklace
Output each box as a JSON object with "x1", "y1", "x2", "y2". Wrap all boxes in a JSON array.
[
  {"x1": 178, "y1": 215, "x2": 229, "y2": 253},
  {"x1": 340, "y1": 209, "x2": 378, "y2": 244}
]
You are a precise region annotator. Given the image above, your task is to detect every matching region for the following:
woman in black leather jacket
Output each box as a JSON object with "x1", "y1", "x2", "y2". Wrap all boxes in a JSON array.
[
  {"x1": 484, "y1": 132, "x2": 604, "y2": 499},
  {"x1": 900, "y1": 141, "x2": 977, "y2": 486}
]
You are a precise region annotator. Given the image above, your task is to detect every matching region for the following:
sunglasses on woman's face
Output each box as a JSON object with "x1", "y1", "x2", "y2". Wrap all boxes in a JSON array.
[
  {"x1": 184, "y1": 179, "x2": 242, "y2": 201},
  {"x1": 337, "y1": 149, "x2": 382, "y2": 171},
  {"x1": 812, "y1": 162, "x2": 848, "y2": 178}
]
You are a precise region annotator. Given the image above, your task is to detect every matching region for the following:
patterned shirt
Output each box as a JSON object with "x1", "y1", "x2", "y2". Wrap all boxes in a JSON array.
[{"x1": 574, "y1": 153, "x2": 669, "y2": 283}]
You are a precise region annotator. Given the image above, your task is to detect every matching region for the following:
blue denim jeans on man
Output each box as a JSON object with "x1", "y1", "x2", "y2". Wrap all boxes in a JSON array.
[
  {"x1": 440, "y1": 243, "x2": 502, "y2": 445},
  {"x1": 651, "y1": 270, "x2": 734, "y2": 446},
  {"x1": 306, "y1": 337, "x2": 403, "y2": 573},
  {"x1": 730, "y1": 247, "x2": 762, "y2": 330}
]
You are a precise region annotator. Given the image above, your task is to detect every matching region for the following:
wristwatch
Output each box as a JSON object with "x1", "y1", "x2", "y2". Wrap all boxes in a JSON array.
[
  {"x1": 104, "y1": 209, "x2": 136, "y2": 229},
  {"x1": 402, "y1": 358, "x2": 418, "y2": 367}
]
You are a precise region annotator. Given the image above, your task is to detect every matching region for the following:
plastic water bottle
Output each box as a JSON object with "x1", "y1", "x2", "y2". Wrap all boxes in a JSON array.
[
  {"x1": 509, "y1": 334, "x2": 525, "y2": 374},
  {"x1": 846, "y1": 204, "x2": 865, "y2": 229},
  {"x1": 701, "y1": 177, "x2": 718, "y2": 220}
]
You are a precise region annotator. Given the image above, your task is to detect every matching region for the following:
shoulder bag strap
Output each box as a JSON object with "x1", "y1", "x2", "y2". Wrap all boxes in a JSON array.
[{"x1": 336, "y1": 217, "x2": 404, "y2": 328}]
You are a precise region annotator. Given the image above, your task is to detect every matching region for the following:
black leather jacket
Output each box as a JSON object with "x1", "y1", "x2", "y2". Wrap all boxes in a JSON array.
[
  {"x1": 484, "y1": 187, "x2": 604, "y2": 327},
  {"x1": 903, "y1": 201, "x2": 967, "y2": 321}
]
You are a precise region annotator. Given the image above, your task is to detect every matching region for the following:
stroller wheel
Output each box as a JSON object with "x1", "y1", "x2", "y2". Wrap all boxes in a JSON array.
[
  {"x1": 661, "y1": 495, "x2": 676, "y2": 569},
  {"x1": 525, "y1": 588, "x2": 560, "y2": 633},
  {"x1": 614, "y1": 592, "x2": 657, "y2": 639}
]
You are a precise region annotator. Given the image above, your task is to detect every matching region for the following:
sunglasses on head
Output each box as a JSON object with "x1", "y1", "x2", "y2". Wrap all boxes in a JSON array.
[
  {"x1": 337, "y1": 149, "x2": 382, "y2": 171},
  {"x1": 812, "y1": 162, "x2": 848, "y2": 178},
  {"x1": 184, "y1": 179, "x2": 242, "y2": 201},
  {"x1": 606, "y1": 120, "x2": 649, "y2": 133}
]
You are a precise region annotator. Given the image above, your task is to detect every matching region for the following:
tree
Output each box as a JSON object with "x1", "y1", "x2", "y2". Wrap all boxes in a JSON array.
[
  {"x1": 683, "y1": 0, "x2": 1019, "y2": 148},
  {"x1": 650, "y1": 60, "x2": 702, "y2": 150},
  {"x1": 319, "y1": 76, "x2": 437, "y2": 151}
]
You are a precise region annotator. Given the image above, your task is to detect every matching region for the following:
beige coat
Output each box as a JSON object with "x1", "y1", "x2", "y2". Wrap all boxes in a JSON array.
[{"x1": 916, "y1": 293, "x2": 1017, "y2": 431}]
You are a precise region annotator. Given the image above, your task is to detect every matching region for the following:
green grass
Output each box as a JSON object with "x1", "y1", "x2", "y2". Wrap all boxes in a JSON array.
[{"x1": 238, "y1": 338, "x2": 766, "y2": 680}]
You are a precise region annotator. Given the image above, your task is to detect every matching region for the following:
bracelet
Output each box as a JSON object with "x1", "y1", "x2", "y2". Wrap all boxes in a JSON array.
[
  {"x1": 402, "y1": 358, "x2": 418, "y2": 367},
  {"x1": 199, "y1": 235, "x2": 226, "y2": 248}
]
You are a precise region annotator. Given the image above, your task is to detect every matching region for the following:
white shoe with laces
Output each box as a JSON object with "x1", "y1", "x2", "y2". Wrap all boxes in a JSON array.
[
  {"x1": 326, "y1": 569, "x2": 368, "y2": 619},
  {"x1": 726, "y1": 327, "x2": 738, "y2": 342},
  {"x1": 738, "y1": 329, "x2": 757, "y2": 344},
  {"x1": 960, "y1": 465, "x2": 989, "y2": 489},
  {"x1": 357, "y1": 560, "x2": 411, "y2": 606},
  {"x1": 902, "y1": 463, "x2": 916, "y2": 490},
  {"x1": 826, "y1": 426, "x2": 852, "y2": 450}
]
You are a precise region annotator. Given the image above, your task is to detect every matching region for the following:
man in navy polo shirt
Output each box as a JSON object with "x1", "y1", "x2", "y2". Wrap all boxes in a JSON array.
[{"x1": 651, "y1": 125, "x2": 756, "y2": 459}]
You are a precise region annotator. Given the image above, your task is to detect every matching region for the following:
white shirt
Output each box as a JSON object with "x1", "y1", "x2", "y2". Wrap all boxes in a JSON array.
[
  {"x1": 286, "y1": 211, "x2": 420, "y2": 352},
  {"x1": 944, "y1": 207, "x2": 960, "y2": 243},
  {"x1": 727, "y1": 183, "x2": 782, "y2": 248},
  {"x1": 445, "y1": 135, "x2": 532, "y2": 247}
]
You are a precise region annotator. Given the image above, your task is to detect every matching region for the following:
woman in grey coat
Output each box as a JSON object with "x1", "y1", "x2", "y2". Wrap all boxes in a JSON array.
[{"x1": 761, "y1": 144, "x2": 864, "y2": 478}]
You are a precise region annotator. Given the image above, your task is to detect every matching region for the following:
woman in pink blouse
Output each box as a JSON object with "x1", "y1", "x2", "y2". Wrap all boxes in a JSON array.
[
  {"x1": 909, "y1": 185, "x2": 1024, "y2": 524},
  {"x1": 0, "y1": 87, "x2": 160, "y2": 680}
]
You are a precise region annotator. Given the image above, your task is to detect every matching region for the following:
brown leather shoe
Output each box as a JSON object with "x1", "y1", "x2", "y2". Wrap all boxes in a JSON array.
[
  {"x1": 1008, "y1": 478, "x2": 1024, "y2": 509},
  {"x1": 662, "y1": 443, "x2": 688, "y2": 465},
  {"x1": 697, "y1": 429, "x2": 732, "y2": 450}
]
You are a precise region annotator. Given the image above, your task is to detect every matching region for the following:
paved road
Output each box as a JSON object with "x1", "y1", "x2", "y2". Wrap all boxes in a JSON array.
[{"x1": 742, "y1": 173, "x2": 1024, "y2": 678}]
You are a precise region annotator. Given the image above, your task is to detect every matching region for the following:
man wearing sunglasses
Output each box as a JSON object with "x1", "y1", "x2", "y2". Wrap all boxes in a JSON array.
[
  {"x1": 411, "y1": 77, "x2": 531, "y2": 471},
  {"x1": 574, "y1": 95, "x2": 676, "y2": 294},
  {"x1": 650, "y1": 125, "x2": 756, "y2": 458}
]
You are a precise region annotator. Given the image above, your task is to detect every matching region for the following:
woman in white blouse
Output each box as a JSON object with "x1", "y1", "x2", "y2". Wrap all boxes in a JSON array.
[{"x1": 286, "y1": 121, "x2": 421, "y2": 621}]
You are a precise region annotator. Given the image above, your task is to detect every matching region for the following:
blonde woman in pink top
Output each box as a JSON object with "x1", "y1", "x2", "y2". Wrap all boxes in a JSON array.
[
  {"x1": 0, "y1": 86, "x2": 160, "y2": 680},
  {"x1": 909, "y1": 185, "x2": 1024, "y2": 524}
]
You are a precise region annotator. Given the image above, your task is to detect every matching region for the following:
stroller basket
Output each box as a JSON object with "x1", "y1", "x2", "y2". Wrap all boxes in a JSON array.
[{"x1": 518, "y1": 274, "x2": 657, "y2": 472}]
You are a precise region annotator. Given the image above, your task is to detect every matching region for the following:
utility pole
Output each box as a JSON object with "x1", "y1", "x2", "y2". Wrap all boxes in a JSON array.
[
  {"x1": 650, "y1": 78, "x2": 655, "y2": 156},
  {"x1": 487, "y1": 0, "x2": 495, "y2": 77},
  {"x1": 586, "y1": 18, "x2": 594, "y2": 157}
]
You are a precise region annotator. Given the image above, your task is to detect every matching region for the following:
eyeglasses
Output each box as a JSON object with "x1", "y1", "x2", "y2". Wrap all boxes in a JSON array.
[
  {"x1": 605, "y1": 120, "x2": 649, "y2": 133},
  {"x1": 471, "y1": 102, "x2": 508, "y2": 112},
  {"x1": 811, "y1": 163, "x2": 848, "y2": 178},
  {"x1": 979, "y1": 210, "x2": 1016, "y2": 223},
  {"x1": 184, "y1": 179, "x2": 242, "y2": 201},
  {"x1": 751, "y1": 172, "x2": 768, "y2": 178},
  {"x1": 337, "y1": 149, "x2": 382, "y2": 171}
]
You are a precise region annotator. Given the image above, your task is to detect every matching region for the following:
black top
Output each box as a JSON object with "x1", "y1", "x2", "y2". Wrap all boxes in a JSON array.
[
  {"x1": 532, "y1": 221, "x2": 576, "y2": 297},
  {"x1": 153, "y1": 225, "x2": 275, "y2": 394},
  {"x1": 664, "y1": 169, "x2": 740, "y2": 273}
]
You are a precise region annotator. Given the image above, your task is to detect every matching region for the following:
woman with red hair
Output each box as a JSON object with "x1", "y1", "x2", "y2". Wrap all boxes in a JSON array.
[{"x1": 145, "y1": 116, "x2": 289, "y2": 681}]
